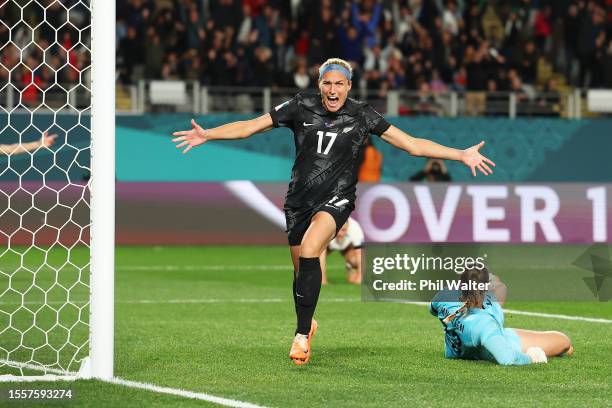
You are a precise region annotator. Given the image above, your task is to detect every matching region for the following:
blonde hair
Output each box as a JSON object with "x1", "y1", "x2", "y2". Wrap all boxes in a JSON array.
[{"x1": 318, "y1": 58, "x2": 353, "y2": 81}]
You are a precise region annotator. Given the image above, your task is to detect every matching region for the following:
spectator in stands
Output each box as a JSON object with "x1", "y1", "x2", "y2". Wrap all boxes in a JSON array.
[
  {"x1": 252, "y1": 46, "x2": 275, "y2": 86},
  {"x1": 410, "y1": 159, "x2": 452, "y2": 182},
  {"x1": 464, "y1": 44, "x2": 488, "y2": 116},
  {"x1": 576, "y1": 0, "x2": 606, "y2": 88},
  {"x1": 430, "y1": 69, "x2": 448, "y2": 95},
  {"x1": 534, "y1": 5, "x2": 552, "y2": 53},
  {"x1": 338, "y1": 25, "x2": 365, "y2": 66},
  {"x1": 21, "y1": 56, "x2": 44, "y2": 106},
  {"x1": 118, "y1": 26, "x2": 143, "y2": 83},
  {"x1": 416, "y1": 81, "x2": 443, "y2": 116},
  {"x1": 441, "y1": 0, "x2": 461, "y2": 36},
  {"x1": 537, "y1": 77, "x2": 561, "y2": 116},
  {"x1": 358, "y1": 137, "x2": 383, "y2": 182},
  {"x1": 563, "y1": 3, "x2": 580, "y2": 84},
  {"x1": 310, "y1": 4, "x2": 339, "y2": 62},
  {"x1": 351, "y1": 0, "x2": 382, "y2": 48},
  {"x1": 485, "y1": 78, "x2": 504, "y2": 116},
  {"x1": 293, "y1": 58, "x2": 310, "y2": 89},
  {"x1": 144, "y1": 29, "x2": 164, "y2": 79},
  {"x1": 518, "y1": 41, "x2": 539, "y2": 85},
  {"x1": 185, "y1": 5, "x2": 206, "y2": 50}
]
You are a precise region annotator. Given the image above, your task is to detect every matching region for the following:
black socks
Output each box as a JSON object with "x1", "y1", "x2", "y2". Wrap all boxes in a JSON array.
[
  {"x1": 295, "y1": 257, "x2": 322, "y2": 335},
  {"x1": 292, "y1": 272, "x2": 298, "y2": 314}
]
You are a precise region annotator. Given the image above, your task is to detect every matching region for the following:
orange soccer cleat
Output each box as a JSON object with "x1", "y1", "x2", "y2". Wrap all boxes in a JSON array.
[{"x1": 289, "y1": 319, "x2": 318, "y2": 365}]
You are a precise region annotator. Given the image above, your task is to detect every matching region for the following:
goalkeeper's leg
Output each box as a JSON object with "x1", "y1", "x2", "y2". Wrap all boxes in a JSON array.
[{"x1": 513, "y1": 328, "x2": 573, "y2": 357}]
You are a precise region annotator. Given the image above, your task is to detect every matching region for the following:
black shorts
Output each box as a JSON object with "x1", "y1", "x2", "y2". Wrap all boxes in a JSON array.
[{"x1": 285, "y1": 202, "x2": 353, "y2": 247}]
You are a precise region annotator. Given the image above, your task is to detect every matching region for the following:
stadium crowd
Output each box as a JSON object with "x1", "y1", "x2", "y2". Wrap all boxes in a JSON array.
[
  {"x1": 1, "y1": 0, "x2": 610, "y2": 113},
  {"x1": 116, "y1": 0, "x2": 612, "y2": 102},
  {"x1": 0, "y1": 0, "x2": 91, "y2": 107}
]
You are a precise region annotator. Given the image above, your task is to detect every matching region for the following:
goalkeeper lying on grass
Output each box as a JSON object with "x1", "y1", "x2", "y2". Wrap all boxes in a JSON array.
[{"x1": 429, "y1": 266, "x2": 573, "y2": 365}]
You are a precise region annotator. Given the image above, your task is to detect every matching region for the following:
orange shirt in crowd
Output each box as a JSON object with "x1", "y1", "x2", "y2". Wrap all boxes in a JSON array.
[{"x1": 358, "y1": 145, "x2": 383, "y2": 182}]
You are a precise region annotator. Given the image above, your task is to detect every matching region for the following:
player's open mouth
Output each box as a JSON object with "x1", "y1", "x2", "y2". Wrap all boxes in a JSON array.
[{"x1": 327, "y1": 95, "x2": 340, "y2": 108}]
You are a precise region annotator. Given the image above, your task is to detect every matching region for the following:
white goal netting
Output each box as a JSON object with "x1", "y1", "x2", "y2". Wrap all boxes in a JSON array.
[{"x1": 0, "y1": 0, "x2": 92, "y2": 377}]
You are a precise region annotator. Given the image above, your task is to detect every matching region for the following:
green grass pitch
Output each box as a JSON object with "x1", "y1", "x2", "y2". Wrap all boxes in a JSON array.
[{"x1": 1, "y1": 245, "x2": 611, "y2": 407}]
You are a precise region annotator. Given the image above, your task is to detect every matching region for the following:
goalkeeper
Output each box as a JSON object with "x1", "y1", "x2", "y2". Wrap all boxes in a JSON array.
[{"x1": 430, "y1": 266, "x2": 573, "y2": 365}]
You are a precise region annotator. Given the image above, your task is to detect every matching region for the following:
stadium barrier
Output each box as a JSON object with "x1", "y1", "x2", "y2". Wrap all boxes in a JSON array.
[{"x1": 115, "y1": 82, "x2": 601, "y2": 119}]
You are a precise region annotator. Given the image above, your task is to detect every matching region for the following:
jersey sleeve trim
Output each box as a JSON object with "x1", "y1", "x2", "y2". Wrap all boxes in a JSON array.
[
  {"x1": 371, "y1": 119, "x2": 391, "y2": 136},
  {"x1": 270, "y1": 96, "x2": 299, "y2": 128}
]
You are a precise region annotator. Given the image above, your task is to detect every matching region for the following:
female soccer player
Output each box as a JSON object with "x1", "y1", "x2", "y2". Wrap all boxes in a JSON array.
[
  {"x1": 322, "y1": 217, "x2": 364, "y2": 285},
  {"x1": 430, "y1": 267, "x2": 573, "y2": 365},
  {"x1": 172, "y1": 58, "x2": 496, "y2": 365}
]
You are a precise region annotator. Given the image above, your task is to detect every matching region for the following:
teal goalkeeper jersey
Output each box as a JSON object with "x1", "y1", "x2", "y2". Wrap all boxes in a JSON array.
[{"x1": 429, "y1": 291, "x2": 532, "y2": 366}]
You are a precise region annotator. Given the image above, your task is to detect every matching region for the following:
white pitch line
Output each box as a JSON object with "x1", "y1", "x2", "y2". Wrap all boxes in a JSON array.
[
  {"x1": 107, "y1": 377, "x2": 267, "y2": 408},
  {"x1": 0, "y1": 360, "x2": 267, "y2": 408},
  {"x1": 502, "y1": 308, "x2": 612, "y2": 324}
]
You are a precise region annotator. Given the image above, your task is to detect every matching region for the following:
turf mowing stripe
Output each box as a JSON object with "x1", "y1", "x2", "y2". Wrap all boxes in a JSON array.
[
  {"x1": 108, "y1": 377, "x2": 267, "y2": 408},
  {"x1": 116, "y1": 264, "x2": 343, "y2": 271},
  {"x1": 1, "y1": 298, "x2": 610, "y2": 323},
  {"x1": 115, "y1": 264, "x2": 573, "y2": 271}
]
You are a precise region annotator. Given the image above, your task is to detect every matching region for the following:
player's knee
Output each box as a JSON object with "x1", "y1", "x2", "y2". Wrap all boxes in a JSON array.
[
  {"x1": 347, "y1": 255, "x2": 358, "y2": 267},
  {"x1": 556, "y1": 331, "x2": 572, "y2": 348},
  {"x1": 299, "y1": 242, "x2": 322, "y2": 258}
]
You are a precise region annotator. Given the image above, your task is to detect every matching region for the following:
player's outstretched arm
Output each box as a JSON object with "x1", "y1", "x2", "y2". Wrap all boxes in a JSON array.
[
  {"x1": 380, "y1": 125, "x2": 496, "y2": 177},
  {"x1": 172, "y1": 113, "x2": 274, "y2": 154},
  {"x1": 0, "y1": 131, "x2": 57, "y2": 155}
]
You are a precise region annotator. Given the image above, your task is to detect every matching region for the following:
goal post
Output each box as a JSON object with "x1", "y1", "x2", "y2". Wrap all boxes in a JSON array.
[
  {"x1": 0, "y1": 0, "x2": 115, "y2": 381},
  {"x1": 89, "y1": 0, "x2": 115, "y2": 380}
]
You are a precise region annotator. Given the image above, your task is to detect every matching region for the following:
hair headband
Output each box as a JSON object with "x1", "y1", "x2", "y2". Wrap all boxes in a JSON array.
[{"x1": 319, "y1": 64, "x2": 352, "y2": 81}]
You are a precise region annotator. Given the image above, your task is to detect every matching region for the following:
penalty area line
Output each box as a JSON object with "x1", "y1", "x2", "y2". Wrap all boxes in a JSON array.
[
  {"x1": 123, "y1": 298, "x2": 612, "y2": 323},
  {"x1": 502, "y1": 308, "x2": 612, "y2": 324}
]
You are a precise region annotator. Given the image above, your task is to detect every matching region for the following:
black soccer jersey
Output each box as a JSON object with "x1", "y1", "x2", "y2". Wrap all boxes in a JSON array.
[{"x1": 270, "y1": 92, "x2": 390, "y2": 230}]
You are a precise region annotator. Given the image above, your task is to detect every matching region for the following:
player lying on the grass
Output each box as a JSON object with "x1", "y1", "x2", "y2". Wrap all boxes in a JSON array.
[
  {"x1": 321, "y1": 217, "x2": 363, "y2": 285},
  {"x1": 0, "y1": 131, "x2": 57, "y2": 155},
  {"x1": 430, "y1": 266, "x2": 573, "y2": 365},
  {"x1": 172, "y1": 57, "x2": 495, "y2": 365}
]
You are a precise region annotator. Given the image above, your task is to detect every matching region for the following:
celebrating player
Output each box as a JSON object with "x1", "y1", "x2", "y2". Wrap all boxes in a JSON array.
[
  {"x1": 0, "y1": 131, "x2": 57, "y2": 155},
  {"x1": 321, "y1": 217, "x2": 364, "y2": 285},
  {"x1": 172, "y1": 58, "x2": 495, "y2": 365},
  {"x1": 430, "y1": 266, "x2": 573, "y2": 365}
]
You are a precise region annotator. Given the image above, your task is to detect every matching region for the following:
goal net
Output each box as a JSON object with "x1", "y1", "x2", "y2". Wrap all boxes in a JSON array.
[{"x1": 0, "y1": 0, "x2": 114, "y2": 380}]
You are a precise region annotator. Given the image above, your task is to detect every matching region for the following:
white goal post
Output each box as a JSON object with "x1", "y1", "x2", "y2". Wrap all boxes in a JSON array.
[
  {"x1": 89, "y1": 0, "x2": 115, "y2": 380},
  {"x1": 0, "y1": 0, "x2": 114, "y2": 381}
]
